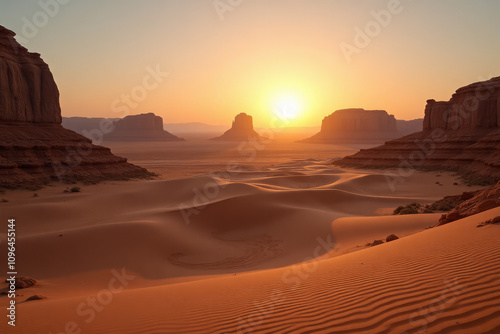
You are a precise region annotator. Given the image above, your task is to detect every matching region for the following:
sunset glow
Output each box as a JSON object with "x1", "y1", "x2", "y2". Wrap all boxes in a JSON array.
[{"x1": 272, "y1": 94, "x2": 304, "y2": 121}]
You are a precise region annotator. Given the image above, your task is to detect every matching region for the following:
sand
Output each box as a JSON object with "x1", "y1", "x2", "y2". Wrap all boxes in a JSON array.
[{"x1": 0, "y1": 145, "x2": 498, "y2": 333}]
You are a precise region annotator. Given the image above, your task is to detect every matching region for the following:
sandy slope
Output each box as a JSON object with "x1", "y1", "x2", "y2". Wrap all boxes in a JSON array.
[{"x1": 0, "y1": 160, "x2": 497, "y2": 333}]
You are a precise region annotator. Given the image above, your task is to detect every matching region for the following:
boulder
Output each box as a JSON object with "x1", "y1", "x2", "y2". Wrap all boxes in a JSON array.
[
  {"x1": 5, "y1": 276, "x2": 37, "y2": 289},
  {"x1": 25, "y1": 295, "x2": 47, "y2": 302},
  {"x1": 386, "y1": 234, "x2": 399, "y2": 242}
]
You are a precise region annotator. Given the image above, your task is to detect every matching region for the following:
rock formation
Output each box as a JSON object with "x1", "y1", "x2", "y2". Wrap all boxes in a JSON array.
[
  {"x1": 211, "y1": 113, "x2": 263, "y2": 141},
  {"x1": 62, "y1": 117, "x2": 119, "y2": 136},
  {"x1": 334, "y1": 77, "x2": 500, "y2": 184},
  {"x1": 438, "y1": 181, "x2": 500, "y2": 226},
  {"x1": 103, "y1": 113, "x2": 184, "y2": 141},
  {"x1": 300, "y1": 109, "x2": 399, "y2": 143},
  {"x1": 0, "y1": 25, "x2": 152, "y2": 188},
  {"x1": 397, "y1": 118, "x2": 424, "y2": 135}
]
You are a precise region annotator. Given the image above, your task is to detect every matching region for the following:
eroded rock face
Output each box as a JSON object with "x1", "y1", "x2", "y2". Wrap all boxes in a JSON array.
[
  {"x1": 103, "y1": 113, "x2": 184, "y2": 141},
  {"x1": 424, "y1": 77, "x2": 500, "y2": 130},
  {"x1": 335, "y1": 77, "x2": 500, "y2": 184},
  {"x1": 0, "y1": 26, "x2": 61, "y2": 123},
  {"x1": 438, "y1": 181, "x2": 500, "y2": 225},
  {"x1": 0, "y1": 25, "x2": 152, "y2": 188},
  {"x1": 300, "y1": 109, "x2": 399, "y2": 143},
  {"x1": 211, "y1": 113, "x2": 262, "y2": 141}
]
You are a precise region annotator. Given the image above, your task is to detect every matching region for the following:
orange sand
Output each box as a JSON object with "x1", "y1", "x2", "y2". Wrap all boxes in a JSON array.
[{"x1": 0, "y1": 156, "x2": 498, "y2": 334}]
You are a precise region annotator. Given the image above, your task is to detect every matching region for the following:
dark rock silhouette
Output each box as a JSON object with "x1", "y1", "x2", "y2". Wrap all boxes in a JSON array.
[
  {"x1": 5, "y1": 277, "x2": 36, "y2": 289},
  {"x1": 300, "y1": 109, "x2": 399, "y2": 143},
  {"x1": 386, "y1": 234, "x2": 399, "y2": 242},
  {"x1": 103, "y1": 113, "x2": 184, "y2": 142},
  {"x1": 0, "y1": 25, "x2": 152, "y2": 188},
  {"x1": 211, "y1": 113, "x2": 263, "y2": 141},
  {"x1": 367, "y1": 240, "x2": 384, "y2": 247},
  {"x1": 25, "y1": 295, "x2": 47, "y2": 302},
  {"x1": 334, "y1": 77, "x2": 500, "y2": 184}
]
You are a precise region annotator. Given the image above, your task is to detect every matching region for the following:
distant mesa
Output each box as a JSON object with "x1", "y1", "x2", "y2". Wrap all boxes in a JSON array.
[
  {"x1": 63, "y1": 114, "x2": 185, "y2": 142},
  {"x1": 0, "y1": 25, "x2": 152, "y2": 188},
  {"x1": 103, "y1": 113, "x2": 184, "y2": 142},
  {"x1": 211, "y1": 113, "x2": 264, "y2": 141},
  {"x1": 62, "y1": 117, "x2": 120, "y2": 136},
  {"x1": 397, "y1": 118, "x2": 424, "y2": 136},
  {"x1": 334, "y1": 76, "x2": 500, "y2": 184},
  {"x1": 299, "y1": 109, "x2": 400, "y2": 144}
]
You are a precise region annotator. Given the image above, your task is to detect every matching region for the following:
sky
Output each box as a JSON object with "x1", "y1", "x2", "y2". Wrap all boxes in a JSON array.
[{"x1": 1, "y1": 0, "x2": 499, "y2": 127}]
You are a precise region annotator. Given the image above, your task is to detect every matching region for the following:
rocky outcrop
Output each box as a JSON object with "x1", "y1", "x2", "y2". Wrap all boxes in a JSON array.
[
  {"x1": 424, "y1": 77, "x2": 500, "y2": 130},
  {"x1": 300, "y1": 109, "x2": 399, "y2": 143},
  {"x1": 0, "y1": 26, "x2": 61, "y2": 123},
  {"x1": 211, "y1": 113, "x2": 263, "y2": 141},
  {"x1": 103, "y1": 113, "x2": 184, "y2": 142},
  {"x1": 0, "y1": 25, "x2": 152, "y2": 188},
  {"x1": 334, "y1": 77, "x2": 500, "y2": 184},
  {"x1": 438, "y1": 181, "x2": 500, "y2": 225}
]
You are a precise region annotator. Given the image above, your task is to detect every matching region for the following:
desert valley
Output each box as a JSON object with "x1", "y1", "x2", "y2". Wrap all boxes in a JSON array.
[{"x1": 1, "y1": 1, "x2": 500, "y2": 334}]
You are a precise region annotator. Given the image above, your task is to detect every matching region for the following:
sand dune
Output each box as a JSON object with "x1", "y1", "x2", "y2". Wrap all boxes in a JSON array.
[{"x1": 0, "y1": 160, "x2": 497, "y2": 333}]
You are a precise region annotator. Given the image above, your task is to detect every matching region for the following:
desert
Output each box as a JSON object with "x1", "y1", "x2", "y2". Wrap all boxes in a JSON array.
[{"x1": 1, "y1": 2, "x2": 500, "y2": 334}]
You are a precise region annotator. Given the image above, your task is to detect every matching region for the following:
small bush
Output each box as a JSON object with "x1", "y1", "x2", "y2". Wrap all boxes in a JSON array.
[
  {"x1": 70, "y1": 187, "x2": 81, "y2": 193},
  {"x1": 394, "y1": 203, "x2": 421, "y2": 215},
  {"x1": 0, "y1": 199, "x2": 8, "y2": 203}
]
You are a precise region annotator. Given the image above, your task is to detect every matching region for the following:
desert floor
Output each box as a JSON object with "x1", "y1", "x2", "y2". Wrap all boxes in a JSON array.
[{"x1": 1, "y1": 141, "x2": 499, "y2": 334}]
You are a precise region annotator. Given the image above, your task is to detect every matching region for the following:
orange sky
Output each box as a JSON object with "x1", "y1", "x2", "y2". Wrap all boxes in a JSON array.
[{"x1": 2, "y1": 0, "x2": 500, "y2": 127}]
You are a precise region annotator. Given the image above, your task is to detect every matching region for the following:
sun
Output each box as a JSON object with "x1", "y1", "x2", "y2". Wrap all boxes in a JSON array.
[{"x1": 272, "y1": 94, "x2": 303, "y2": 121}]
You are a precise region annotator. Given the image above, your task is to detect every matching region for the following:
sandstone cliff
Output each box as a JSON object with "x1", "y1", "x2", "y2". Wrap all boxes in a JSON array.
[
  {"x1": 103, "y1": 113, "x2": 184, "y2": 142},
  {"x1": 300, "y1": 109, "x2": 399, "y2": 143},
  {"x1": 334, "y1": 77, "x2": 500, "y2": 184},
  {"x1": 0, "y1": 25, "x2": 152, "y2": 188},
  {"x1": 211, "y1": 113, "x2": 263, "y2": 141}
]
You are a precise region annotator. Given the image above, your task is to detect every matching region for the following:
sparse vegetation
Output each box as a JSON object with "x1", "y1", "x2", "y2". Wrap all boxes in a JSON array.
[
  {"x1": 394, "y1": 195, "x2": 464, "y2": 215},
  {"x1": 394, "y1": 203, "x2": 421, "y2": 215},
  {"x1": 63, "y1": 186, "x2": 81, "y2": 193}
]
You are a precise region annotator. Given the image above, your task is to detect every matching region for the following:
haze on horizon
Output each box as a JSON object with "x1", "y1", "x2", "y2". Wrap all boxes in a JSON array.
[{"x1": 1, "y1": 0, "x2": 499, "y2": 127}]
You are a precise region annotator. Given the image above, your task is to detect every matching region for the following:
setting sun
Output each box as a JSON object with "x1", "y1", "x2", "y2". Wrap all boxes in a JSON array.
[{"x1": 272, "y1": 94, "x2": 304, "y2": 121}]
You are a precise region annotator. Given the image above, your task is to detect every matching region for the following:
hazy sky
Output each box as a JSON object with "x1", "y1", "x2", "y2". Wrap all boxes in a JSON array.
[{"x1": 1, "y1": 0, "x2": 499, "y2": 127}]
